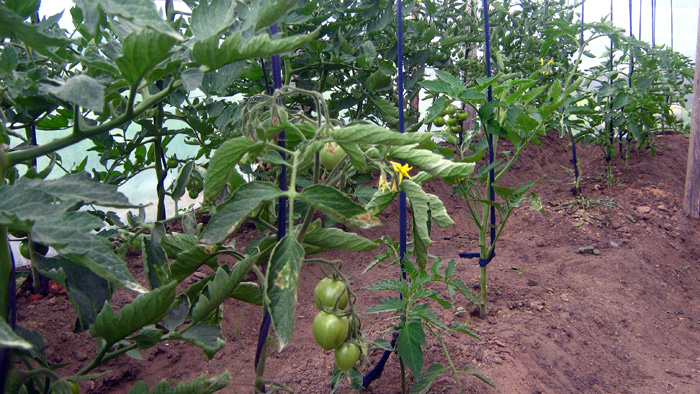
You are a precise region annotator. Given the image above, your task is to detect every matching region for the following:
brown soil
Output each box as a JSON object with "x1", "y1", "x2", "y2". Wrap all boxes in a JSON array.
[{"x1": 14, "y1": 132, "x2": 700, "y2": 394}]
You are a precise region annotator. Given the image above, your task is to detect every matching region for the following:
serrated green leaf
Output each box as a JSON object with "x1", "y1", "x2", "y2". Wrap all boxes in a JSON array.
[
  {"x1": 373, "y1": 338, "x2": 395, "y2": 351},
  {"x1": 171, "y1": 322, "x2": 225, "y2": 360},
  {"x1": 230, "y1": 282, "x2": 263, "y2": 305},
  {"x1": 193, "y1": 29, "x2": 319, "y2": 69},
  {"x1": 364, "y1": 297, "x2": 405, "y2": 314},
  {"x1": 396, "y1": 320, "x2": 427, "y2": 377},
  {"x1": 89, "y1": 281, "x2": 176, "y2": 346},
  {"x1": 0, "y1": 318, "x2": 32, "y2": 351},
  {"x1": 170, "y1": 244, "x2": 220, "y2": 282},
  {"x1": 463, "y1": 364, "x2": 498, "y2": 389},
  {"x1": 115, "y1": 29, "x2": 178, "y2": 87},
  {"x1": 266, "y1": 235, "x2": 304, "y2": 350},
  {"x1": 204, "y1": 137, "x2": 259, "y2": 203},
  {"x1": 4, "y1": 0, "x2": 40, "y2": 19},
  {"x1": 137, "y1": 371, "x2": 231, "y2": 394},
  {"x1": 333, "y1": 124, "x2": 426, "y2": 146},
  {"x1": 190, "y1": 0, "x2": 237, "y2": 40},
  {"x1": 388, "y1": 145, "x2": 474, "y2": 180},
  {"x1": 0, "y1": 6, "x2": 72, "y2": 59},
  {"x1": 46, "y1": 75, "x2": 104, "y2": 112},
  {"x1": 191, "y1": 268, "x2": 235, "y2": 322},
  {"x1": 162, "y1": 296, "x2": 190, "y2": 332},
  {"x1": 255, "y1": 0, "x2": 299, "y2": 30},
  {"x1": 17, "y1": 172, "x2": 136, "y2": 208},
  {"x1": 303, "y1": 222, "x2": 377, "y2": 253},
  {"x1": 88, "y1": 0, "x2": 183, "y2": 40},
  {"x1": 171, "y1": 161, "x2": 193, "y2": 202},
  {"x1": 130, "y1": 326, "x2": 163, "y2": 349},
  {"x1": 409, "y1": 363, "x2": 445, "y2": 394},
  {"x1": 161, "y1": 232, "x2": 199, "y2": 259},
  {"x1": 298, "y1": 185, "x2": 380, "y2": 229},
  {"x1": 200, "y1": 181, "x2": 284, "y2": 244},
  {"x1": 141, "y1": 223, "x2": 172, "y2": 289},
  {"x1": 33, "y1": 255, "x2": 112, "y2": 332}
]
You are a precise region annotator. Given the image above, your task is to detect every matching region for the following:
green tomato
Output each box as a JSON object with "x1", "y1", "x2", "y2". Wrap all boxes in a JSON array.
[
  {"x1": 320, "y1": 142, "x2": 346, "y2": 170},
  {"x1": 188, "y1": 189, "x2": 199, "y2": 199},
  {"x1": 19, "y1": 241, "x2": 30, "y2": 259},
  {"x1": 312, "y1": 312, "x2": 349, "y2": 351},
  {"x1": 445, "y1": 105, "x2": 457, "y2": 115},
  {"x1": 450, "y1": 125, "x2": 462, "y2": 133},
  {"x1": 445, "y1": 116, "x2": 457, "y2": 126},
  {"x1": 335, "y1": 342, "x2": 361, "y2": 372},
  {"x1": 432, "y1": 117, "x2": 445, "y2": 127},
  {"x1": 457, "y1": 111, "x2": 469, "y2": 120},
  {"x1": 314, "y1": 277, "x2": 349, "y2": 311},
  {"x1": 166, "y1": 157, "x2": 178, "y2": 168}
]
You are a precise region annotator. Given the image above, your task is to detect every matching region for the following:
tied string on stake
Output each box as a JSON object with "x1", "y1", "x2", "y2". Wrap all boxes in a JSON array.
[
  {"x1": 458, "y1": 252, "x2": 496, "y2": 267},
  {"x1": 362, "y1": 0, "x2": 408, "y2": 388},
  {"x1": 254, "y1": 23, "x2": 286, "y2": 394}
]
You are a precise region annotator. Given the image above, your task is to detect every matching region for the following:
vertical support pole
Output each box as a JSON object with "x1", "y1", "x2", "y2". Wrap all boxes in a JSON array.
[
  {"x1": 683, "y1": 6, "x2": 700, "y2": 219},
  {"x1": 254, "y1": 23, "x2": 286, "y2": 393},
  {"x1": 397, "y1": 0, "x2": 407, "y2": 276}
]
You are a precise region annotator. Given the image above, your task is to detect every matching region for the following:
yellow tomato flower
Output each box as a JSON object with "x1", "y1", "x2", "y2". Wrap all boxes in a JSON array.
[
  {"x1": 540, "y1": 57, "x2": 544, "y2": 65},
  {"x1": 378, "y1": 173, "x2": 390, "y2": 193},
  {"x1": 390, "y1": 161, "x2": 413, "y2": 184},
  {"x1": 548, "y1": 59, "x2": 554, "y2": 65}
]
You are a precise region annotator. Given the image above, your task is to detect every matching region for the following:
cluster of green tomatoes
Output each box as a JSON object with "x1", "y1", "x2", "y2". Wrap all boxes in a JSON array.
[
  {"x1": 312, "y1": 277, "x2": 365, "y2": 372},
  {"x1": 431, "y1": 105, "x2": 468, "y2": 133}
]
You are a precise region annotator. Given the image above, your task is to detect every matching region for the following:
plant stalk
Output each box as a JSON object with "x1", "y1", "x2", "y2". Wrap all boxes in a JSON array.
[{"x1": 479, "y1": 266, "x2": 487, "y2": 318}]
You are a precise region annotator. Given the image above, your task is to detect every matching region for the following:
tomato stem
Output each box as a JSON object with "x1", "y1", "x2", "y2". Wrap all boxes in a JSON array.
[{"x1": 479, "y1": 266, "x2": 488, "y2": 319}]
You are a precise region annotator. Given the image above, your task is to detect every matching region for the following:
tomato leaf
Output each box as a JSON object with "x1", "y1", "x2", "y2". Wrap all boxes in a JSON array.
[
  {"x1": 303, "y1": 222, "x2": 377, "y2": 253},
  {"x1": 200, "y1": 181, "x2": 285, "y2": 244},
  {"x1": 89, "y1": 281, "x2": 176, "y2": 346},
  {"x1": 114, "y1": 29, "x2": 178, "y2": 87},
  {"x1": 170, "y1": 244, "x2": 220, "y2": 282},
  {"x1": 266, "y1": 235, "x2": 305, "y2": 351},
  {"x1": 190, "y1": 0, "x2": 238, "y2": 40},
  {"x1": 203, "y1": 137, "x2": 257, "y2": 204},
  {"x1": 33, "y1": 255, "x2": 112, "y2": 333},
  {"x1": 141, "y1": 223, "x2": 172, "y2": 290},
  {"x1": 169, "y1": 322, "x2": 225, "y2": 360},
  {"x1": 409, "y1": 363, "x2": 445, "y2": 394},
  {"x1": 193, "y1": 29, "x2": 319, "y2": 70},
  {"x1": 0, "y1": 318, "x2": 33, "y2": 351},
  {"x1": 128, "y1": 371, "x2": 232, "y2": 394},
  {"x1": 230, "y1": 282, "x2": 263, "y2": 306},
  {"x1": 388, "y1": 145, "x2": 475, "y2": 180},
  {"x1": 299, "y1": 185, "x2": 380, "y2": 229},
  {"x1": 396, "y1": 320, "x2": 427, "y2": 377},
  {"x1": 364, "y1": 297, "x2": 405, "y2": 314},
  {"x1": 46, "y1": 75, "x2": 104, "y2": 113},
  {"x1": 333, "y1": 123, "x2": 426, "y2": 146}
]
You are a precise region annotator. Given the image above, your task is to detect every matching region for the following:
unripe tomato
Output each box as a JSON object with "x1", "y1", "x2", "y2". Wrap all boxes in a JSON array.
[
  {"x1": 457, "y1": 111, "x2": 469, "y2": 120},
  {"x1": 320, "y1": 142, "x2": 346, "y2": 170},
  {"x1": 445, "y1": 105, "x2": 457, "y2": 116},
  {"x1": 167, "y1": 157, "x2": 178, "y2": 168},
  {"x1": 335, "y1": 342, "x2": 361, "y2": 372},
  {"x1": 432, "y1": 117, "x2": 445, "y2": 127},
  {"x1": 19, "y1": 241, "x2": 30, "y2": 259},
  {"x1": 445, "y1": 117, "x2": 457, "y2": 126},
  {"x1": 188, "y1": 189, "x2": 199, "y2": 199},
  {"x1": 450, "y1": 125, "x2": 462, "y2": 133},
  {"x1": 314, "y1": 277, "x2": 348, "y2": 310},
  {"x1": 312, "y1": 312, "x2": 349, "y2": 351}
]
